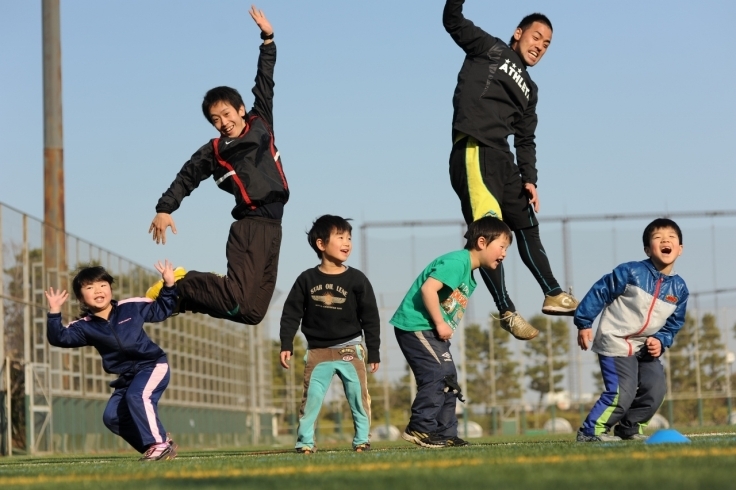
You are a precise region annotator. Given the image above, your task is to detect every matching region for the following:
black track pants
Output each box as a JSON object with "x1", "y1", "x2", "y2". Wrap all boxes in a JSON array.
[{"x1": 177, "y1": 216, "x2": 282, "y2": 325}]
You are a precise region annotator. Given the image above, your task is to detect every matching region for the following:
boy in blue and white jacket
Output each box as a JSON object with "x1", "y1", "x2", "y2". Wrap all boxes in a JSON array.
[
  {"x1": 574, "y1": 218, "x2": 688, "y2": 442},
  {"x1": 46, "y1": 262, "x2": 179, "y2": 460}
]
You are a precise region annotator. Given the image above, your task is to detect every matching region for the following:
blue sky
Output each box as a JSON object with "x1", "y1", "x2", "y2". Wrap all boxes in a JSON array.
[{"x1": 2, "y1": 1, "x2": 736, "y2": 383}]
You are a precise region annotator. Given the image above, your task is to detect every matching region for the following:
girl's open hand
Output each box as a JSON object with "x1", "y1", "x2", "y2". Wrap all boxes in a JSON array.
[
  {"x1": 45, "y1": 287, "x2": 69, "y2": 314},
  {"x1": 155, "y1": 260, "x2": 176, "y2": 287}
]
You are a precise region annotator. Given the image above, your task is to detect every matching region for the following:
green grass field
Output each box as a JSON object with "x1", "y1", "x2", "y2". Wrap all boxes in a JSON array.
[{"x1": 1, "y1": 429, "x2": 735, "y2": 490}]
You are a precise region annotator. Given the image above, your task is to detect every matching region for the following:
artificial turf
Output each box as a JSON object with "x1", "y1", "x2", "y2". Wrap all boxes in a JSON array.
[{"x1": 0, "y1": 430, "x2": 734, "y2": 489}]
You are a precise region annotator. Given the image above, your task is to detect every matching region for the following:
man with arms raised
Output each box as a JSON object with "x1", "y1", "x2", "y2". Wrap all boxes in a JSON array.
[{"x1": 444, "y1": 0, "x2": 577, "y2": 340}]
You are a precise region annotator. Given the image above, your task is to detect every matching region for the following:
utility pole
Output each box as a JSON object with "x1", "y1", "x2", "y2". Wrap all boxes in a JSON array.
[
  {"x1": 561, "y1": 219, "x2": 579, "y2": 403},
  {"x1": 546, "y1": 317, "x2": 556, "y2": 432},
  {"x1": 488, "y1": 314, "x2": 498, "y2": 434},
  {"x1": 43, "y1": 0, "x2": 67, "y2": 273}
]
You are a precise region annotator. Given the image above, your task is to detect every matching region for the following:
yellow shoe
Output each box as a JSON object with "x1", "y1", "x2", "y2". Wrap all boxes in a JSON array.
[{"x1": 145, "y1": 267, "x2": 187, "y2": 300}]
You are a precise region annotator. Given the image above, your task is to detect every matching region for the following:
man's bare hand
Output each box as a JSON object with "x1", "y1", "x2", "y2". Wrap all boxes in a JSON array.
[
  {"x1": 524, "y1": 182, "x2": 540, "y2": 213},
  {"x1": 369, "y1": 363, "x2": 380, "y2": 374},
  {"x1": 148, "y1": 213, "x2": 177, "y2": 245},
  {"x1": 249, "y1": 5, "x2": 273, "y2": 37}
]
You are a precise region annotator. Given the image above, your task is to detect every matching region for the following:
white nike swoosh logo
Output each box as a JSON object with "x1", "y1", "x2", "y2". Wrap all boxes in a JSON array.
[{"x1": 225, "y1": 140, "x2": 233, "y2": 145}]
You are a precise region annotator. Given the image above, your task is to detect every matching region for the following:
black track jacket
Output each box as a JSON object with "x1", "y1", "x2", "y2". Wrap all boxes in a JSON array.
[
  {"x1": 444, "y1": 0, "x2": 539, "y2": 185},
  {"x1": 156, "y1": 42, "x2": 289, "y2": 220}
]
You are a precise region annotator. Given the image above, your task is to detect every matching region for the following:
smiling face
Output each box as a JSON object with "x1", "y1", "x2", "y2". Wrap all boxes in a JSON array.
[
  {"x1": 512, "y1": 21, "x2": 552, "y2": 67},
  {"x1": 208, "y1": 101, "x2": 246, "y2": 138},
  {"x1": 477, "y1": 234, "x2": 511, "y2": 270},
  {"x1": 644, "y1": 227, "x2": 683, "y2": 274},
  {"x1": 79, "y1": 280, "x2": 113, "y2": 316},
  {"x1": 317, "y1": 229, "x2": 353, "y2": 267}
]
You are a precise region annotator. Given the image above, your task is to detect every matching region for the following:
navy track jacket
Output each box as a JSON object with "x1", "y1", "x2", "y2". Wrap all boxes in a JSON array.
[{"x1": 47, "y1": 286, "x2": 177, "y2": 382}]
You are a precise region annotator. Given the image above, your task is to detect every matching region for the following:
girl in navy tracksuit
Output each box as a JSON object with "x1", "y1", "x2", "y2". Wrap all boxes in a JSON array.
[{"x1": 46, "y1": 262, "x2": 178, "y2": 461}]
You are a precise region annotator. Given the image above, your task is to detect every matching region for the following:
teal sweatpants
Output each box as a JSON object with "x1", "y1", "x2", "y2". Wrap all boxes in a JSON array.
[{"x1": 296, "y1": 346, "x2": 371, "y2": 449}]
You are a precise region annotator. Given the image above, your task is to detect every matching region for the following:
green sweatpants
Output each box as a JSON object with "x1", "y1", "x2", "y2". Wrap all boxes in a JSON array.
[{"x1": 296, "y1": 346, "x2": 371, "y2": 449}]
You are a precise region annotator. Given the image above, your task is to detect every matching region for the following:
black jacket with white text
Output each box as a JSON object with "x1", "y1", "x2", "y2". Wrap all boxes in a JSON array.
[{"x1": 444, "y1": 0, "x2": 539, "y2": 184}]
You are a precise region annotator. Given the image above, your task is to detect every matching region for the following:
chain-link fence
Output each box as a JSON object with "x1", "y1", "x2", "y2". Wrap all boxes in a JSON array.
[
  {"x1": 333, "y1": 213, "x2": 736, "y2": 437},
  {"x1": 0, "y1": 202, "x2": 276, "y2": 455},
  {"x1": 5, "y1": 202, "x2": 736, "y2": 454}
]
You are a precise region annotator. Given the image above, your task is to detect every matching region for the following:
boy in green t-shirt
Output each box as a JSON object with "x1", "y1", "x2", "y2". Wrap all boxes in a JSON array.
[{"x1": 391, "y1": 216, "x2": 512, "y2": 448}]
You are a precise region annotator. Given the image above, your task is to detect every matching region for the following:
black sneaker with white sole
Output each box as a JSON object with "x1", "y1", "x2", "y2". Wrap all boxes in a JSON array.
[
  {"x1": 444, "y1": 436, "x2": 470, "y2": 447},
  {"x1": 402, "y1": 428, "x2": 446, "y2": 448}
]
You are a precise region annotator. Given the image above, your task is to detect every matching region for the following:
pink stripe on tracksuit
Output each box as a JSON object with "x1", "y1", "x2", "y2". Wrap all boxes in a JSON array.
[{"x1": 102, "y1": 362, "x2": 170, "y2": 453}]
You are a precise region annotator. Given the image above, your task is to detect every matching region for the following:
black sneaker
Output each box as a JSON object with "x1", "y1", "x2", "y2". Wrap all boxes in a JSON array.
[
  {"x1": 353, "y1": 443, "x2": 371, "y2": 452},
  {"x1": 401, "y1": 428, "x2": 446, "y2": 448},
  {"x1": 444, "y1": 436, "x2": 469, "y2": 447}
]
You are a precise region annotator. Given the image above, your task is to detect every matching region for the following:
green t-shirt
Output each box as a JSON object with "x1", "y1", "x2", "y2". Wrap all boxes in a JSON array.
[{"x1": 390, "y1": 249, "x2": 477, "y2": 332}]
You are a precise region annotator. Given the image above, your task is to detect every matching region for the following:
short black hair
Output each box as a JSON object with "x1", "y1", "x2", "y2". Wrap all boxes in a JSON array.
[
  {"x1": 509, "y1": 13, "x2": 553, "y2": 46},
  {"x1": 72, "y1": 266, "x2": 114, "y2": 303},
  {"x1": 201, "y1": 86, "x2": 246, "y2": 124},
  {"x1": 642, "y1": 218, "x2": 683, "y2": 248},
  {"x1": 464, "y1": 216, "x2": 513, "y2": 250},
  {"x1": 308, "y1": 215, "x2": 353, "y2": 258}
]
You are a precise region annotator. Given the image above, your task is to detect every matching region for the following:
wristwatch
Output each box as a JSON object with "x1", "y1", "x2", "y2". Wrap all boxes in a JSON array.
[{"x1": 260, "y1": 31, "x2": 274, "y2": 40}]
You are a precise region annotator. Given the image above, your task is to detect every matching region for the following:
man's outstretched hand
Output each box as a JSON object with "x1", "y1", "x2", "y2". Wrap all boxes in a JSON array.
[
  {"x1": 249, "y1": 5, "x2": 273, "y2": 38},
  {"x1": 524, "y1": 182, "x2": 540, "y2": 213},
  {"x1": 149, "y1": 213, "x2": 177, "y2": 245}
]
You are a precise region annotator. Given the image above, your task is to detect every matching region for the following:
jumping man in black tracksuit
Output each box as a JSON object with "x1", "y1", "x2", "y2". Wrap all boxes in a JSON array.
[
  {"x1": 444, "y1": 0, "x2": 578, "y2": 340},
  {"x1": 148, "y1": 6, "x2": 288, "y2": 325}
]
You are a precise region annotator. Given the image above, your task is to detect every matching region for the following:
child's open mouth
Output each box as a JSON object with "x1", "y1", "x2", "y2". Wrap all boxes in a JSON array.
[{"x1": 661, "y1": 246, "x2": 672, "y2": 254}]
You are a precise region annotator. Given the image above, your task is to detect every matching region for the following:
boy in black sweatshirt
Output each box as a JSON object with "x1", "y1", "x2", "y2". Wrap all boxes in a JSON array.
[{"x1": 279, "y1": 215, "x2": 380, "y2": 454}]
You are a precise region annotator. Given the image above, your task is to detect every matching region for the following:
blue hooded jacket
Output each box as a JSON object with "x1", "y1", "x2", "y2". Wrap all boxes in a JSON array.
[{"x1": 574, "y1": 259, "x2": 688, "y2": 357}]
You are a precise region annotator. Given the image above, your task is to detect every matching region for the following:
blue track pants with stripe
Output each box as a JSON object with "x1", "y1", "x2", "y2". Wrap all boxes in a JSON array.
[
  {"x1": 102, "y1": 362, "x2": 170, "y2": 453},
  {"x1": 582, "y1": 354, "x2": 665, "y2": 438}
]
